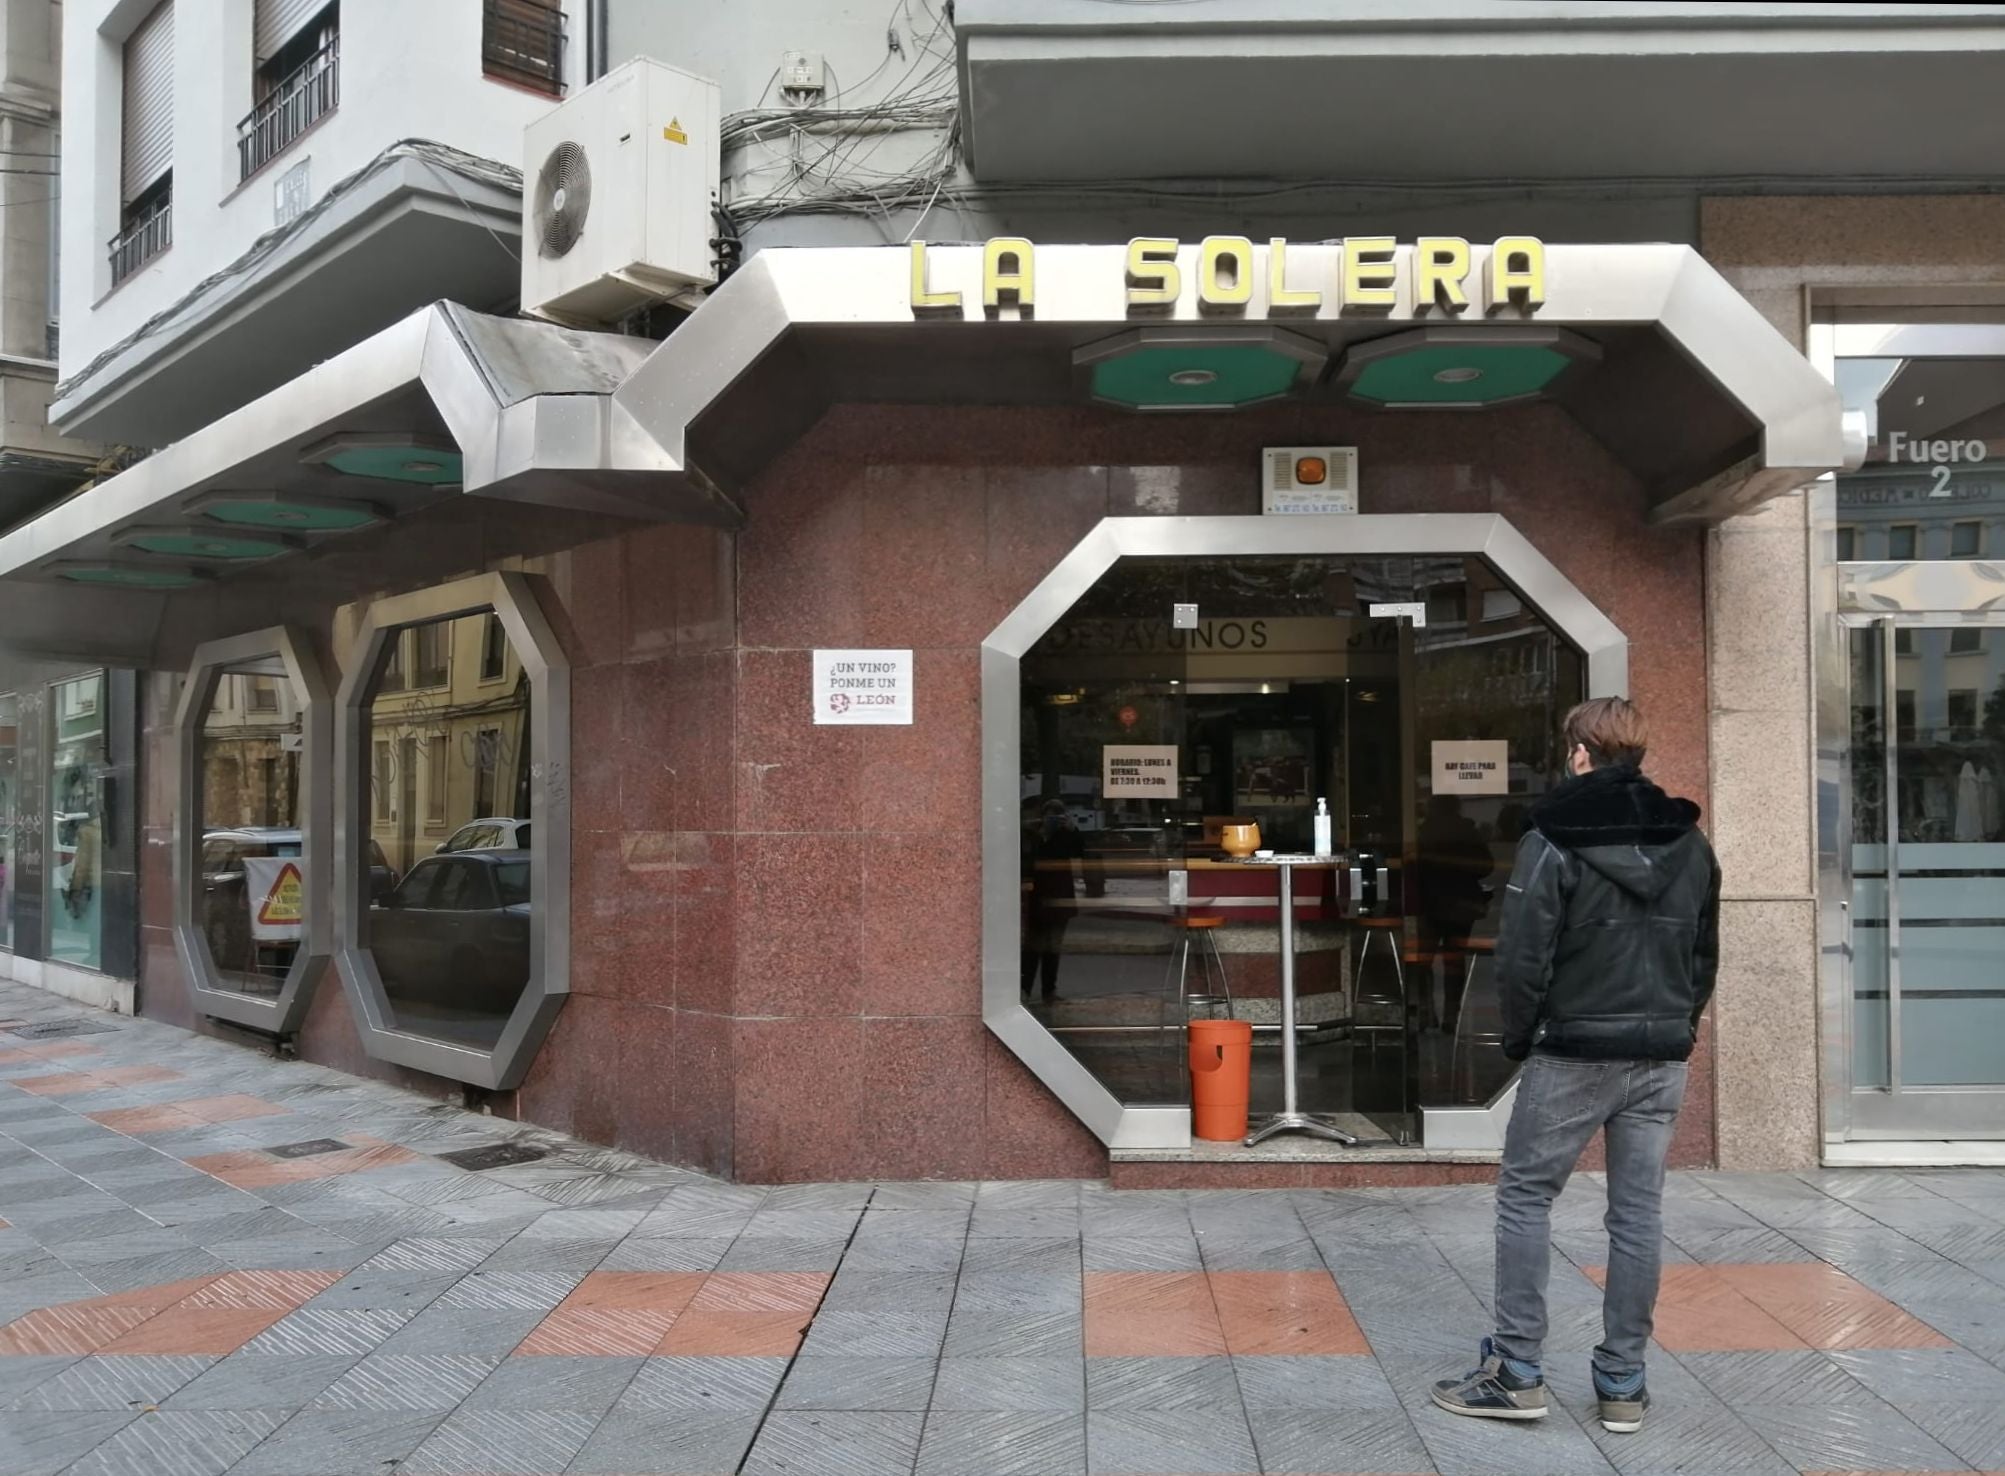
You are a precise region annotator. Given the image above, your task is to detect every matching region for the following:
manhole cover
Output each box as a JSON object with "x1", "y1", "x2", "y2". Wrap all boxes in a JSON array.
[
  {"x1": 437, "y1": 1142, "x2": 548, "y2": 1172},
  {"x1": 264, "y1": 1138, "x2": 351, "y2": 1159},
  {"x1": 10, "y1": 1019, "x2": 121, "y2": 1039}
]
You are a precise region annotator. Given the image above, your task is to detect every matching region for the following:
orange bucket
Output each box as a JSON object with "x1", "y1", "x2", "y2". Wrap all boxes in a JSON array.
[{"x1": 1188, "y1": 1019, "x2": 1253, "y2": 1142}]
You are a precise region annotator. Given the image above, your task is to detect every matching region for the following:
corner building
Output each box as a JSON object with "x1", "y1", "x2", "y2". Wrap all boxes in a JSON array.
[{"x1": 4, "y1": 2, "x2": 2004, "y2": 1184}]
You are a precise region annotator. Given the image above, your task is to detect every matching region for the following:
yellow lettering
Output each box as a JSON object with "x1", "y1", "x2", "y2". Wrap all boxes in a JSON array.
[
  {"x1": 1198, "y1": 236, "x2": 1255, "y2": 312},
  {"x1": 983, "y1": 236, "x2": 1035, "y2": 315},
  {"x1": 1486, "y1": 236, "x2": 1546, "y2": 313},
  {"x1": 1125, "y1": 237, "x2": 1181, "y2": 309},
  {"x1": 1266, "y1": 238, "x2": 1321, "y2": 312},
  {"x1": 1413, "y1": 237, "x2": 1471, "y2": 314},
  {"x1": 908, "y1": 241, "x2": 961, "y2": 314},
  {"x1": 1341, "y1": 237, "x2": 1398, "y2": 312}
]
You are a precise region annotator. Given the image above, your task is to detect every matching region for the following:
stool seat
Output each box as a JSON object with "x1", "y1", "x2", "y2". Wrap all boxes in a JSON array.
[
  {"x1": 1352, "y1": 916, "x2": 1403, "y2": 931},
  {"x1": 1400, "y1": 948, "x2": 1436, "y2": 967},
  {"x1": 1449, "y1": 937, "x2": 1497, "y2": 953},
  {"x1": 1172, "y1": 915, "x2": 1228, "y2": 930}
]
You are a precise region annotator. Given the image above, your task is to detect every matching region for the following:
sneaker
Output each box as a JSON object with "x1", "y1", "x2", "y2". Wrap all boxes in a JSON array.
[
  {"x1": 1596, "y1": 1384, "x2": 1649, "y2": 1434},
  {"x1": 1429, "y1": 1338, "x2": 1549, "y2": 1421}
]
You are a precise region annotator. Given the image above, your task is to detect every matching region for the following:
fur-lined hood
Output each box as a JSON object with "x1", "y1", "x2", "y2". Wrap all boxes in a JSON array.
[{"x1": 1531, "y1": 765, "x2": 1705, "y2": 902}]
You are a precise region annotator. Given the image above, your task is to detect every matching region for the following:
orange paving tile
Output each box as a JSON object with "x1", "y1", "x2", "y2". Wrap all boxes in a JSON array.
[
  {"x1": 94, "y1": 1278, "x2": 225, "y2": 1313},
  {"x1": 686, "y1": 1272, "x2": 832, "y2": 1314},
  {"x1": 0, "y1": 1218, "x2": 10, "y2": 1230},
  {"x1": 516, "y1": 1307, "x2": 681, "y2": 1356},
  {"x1": 188, "y1": 1136, "x2": 418, "y2": 1189},
  {"x1": 1208, "y1": 1270, "x2": 1368, "y2": 1356},
  {"x1": 655, "y1": 1309, "x2": 812, "y2": 1356},
  {"x1": 1713, "y1": 1263, "x2": 1954, "y2": 1351},
  {"x1": 173, "y1": 1093, "x2": 286, "y2": 1124},
  {"x1": 87, "y1": 1104, "x2": 204, "y2": 1134},
  {"x1": 12, "y1": 1070, "x2": 105, "y2": 1095},
  {"x1": 1083, "y1": 1271, "x2": 1228, "y2": 1357},
  {"x1": 0, "y1": 1305, "x2": 155, "y2": 1355},
  {"x1": 0, "y1": 1040, "x2": 97, "y2": 1064},
  {"x1": 98, "y1": 1305, "x2": 289, "y2": 1355},
  {"x1": 181, "y1": 1271, "x2": 342, "y2": 1310},
  {"x1": 1587, "y1": 1264, "x2": 1806, "y2": 1352},
  {"x1": 92, "y1": 1065, "x2": 183, "y2": 1086},
  {"x1": 558, "y1": 1272, "x2": 708, "y2": 1313}
]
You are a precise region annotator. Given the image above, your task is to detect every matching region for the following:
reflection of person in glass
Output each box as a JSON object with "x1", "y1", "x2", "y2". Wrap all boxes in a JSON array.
[
  {"x1": 64, "y1": 812, "x2": 99, "y2": 919},
  {"x1": 1416, "y1": 794, "x2": 1492, "y2": 1032},
  {"x1": 1022, "y1": 798, "x2": 1084, "y2": 1001}
]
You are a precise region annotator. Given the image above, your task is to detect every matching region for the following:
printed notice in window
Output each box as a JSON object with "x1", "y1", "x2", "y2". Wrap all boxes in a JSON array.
[
  {"x1": 813, "y1": 649, "x2": 914, "y2": 725},
  {"x1": 1432, "y1": 740, "x2": 1509, "y2": 796},
  {"x1": 1103, "y1": 745, "x2": 1179, "y2": 799}
]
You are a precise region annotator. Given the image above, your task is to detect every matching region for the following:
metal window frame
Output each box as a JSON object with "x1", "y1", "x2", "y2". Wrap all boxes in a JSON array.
[
  {"x1": 1815, "y1": 317, "x2": 2005, "y2": 1144},
  {"x1": 332, "y1": 571, "x2": 570, "y2": 1091},
  {"x1": 173, "y1": 626, "x2": 330, "y2": 1034},
  {"x1": 981, "y1": 513, "x2": 1629, "y2": 1151}
]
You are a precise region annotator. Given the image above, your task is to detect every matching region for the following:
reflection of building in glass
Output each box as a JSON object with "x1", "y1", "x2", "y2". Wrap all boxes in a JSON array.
[
  {"x1": 366, "y1": 613, "x2": 530, "y2": 877},
  {"x1": 1836, "y1": 355, "x2": 2005, "y2": 562},
  {"x1": 201, "y1": 674, "x2": 301, "y2": 829},
  {"x1": 0, "y1": 693, "x2": 14, "y2": 952}
]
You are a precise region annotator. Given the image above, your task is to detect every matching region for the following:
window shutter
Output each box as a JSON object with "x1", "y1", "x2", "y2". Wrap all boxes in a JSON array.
[
  {"x1": 254, "y1": 0, "x2": 328, "y2": 62},
  {"x1": 121, "y1": 0, "x2": 174, "y2": 202}
]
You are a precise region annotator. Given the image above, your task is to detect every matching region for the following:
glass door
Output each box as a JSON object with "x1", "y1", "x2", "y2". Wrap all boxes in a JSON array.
[{"x1": 1847, "y1": 617, "x2": 2005, "y2": 1136}]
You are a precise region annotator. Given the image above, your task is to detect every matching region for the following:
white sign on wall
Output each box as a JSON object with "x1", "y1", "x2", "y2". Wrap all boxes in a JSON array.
[
  {"x1": 1433, "y1": 740, "x2": 1509, "y2": 797},
  {"x1": 813, "y1": 649, "x2": 914, "y2": 725},
  {"x1": 1103, "y1": 744, "x2": 1179, "y2": 798},
  {"x1": 243, "y1": 855, "x2": 305, "y2": 943}
]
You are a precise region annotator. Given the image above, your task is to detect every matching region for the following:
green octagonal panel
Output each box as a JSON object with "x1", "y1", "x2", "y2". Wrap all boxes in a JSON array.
[
  {"x1": 120, "y1": 531, "x2": 292, "y2": 561},
  {"x1": 1092, "y1": 344, "x2": 1309, "y2": 410},
  {"x1": 187, "y1": 492, "x2": 386, "y2": 532},
  {"x1": 1348, "y1": 343, "x2": 1574, "y2": 405}
]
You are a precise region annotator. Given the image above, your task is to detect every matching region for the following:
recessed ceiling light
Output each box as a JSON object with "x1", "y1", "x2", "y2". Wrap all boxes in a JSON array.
[
  {"x1": 1168, "y1": 369, "x2": 1219, "y2": 387},
  {"x1": 403, "y1": 460, "x2": 444, "y2": 474},
  {"x1": 271, "y1": 509, "x2": 309, "y2": 523},
  {"x1": 1432, "y1": 366, "x2": 1484, "y2": 384}
]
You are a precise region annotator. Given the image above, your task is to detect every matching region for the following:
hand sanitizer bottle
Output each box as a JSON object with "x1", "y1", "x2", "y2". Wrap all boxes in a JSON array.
[{"x1": 1313, "y1": 797, "x2": 1333, "y2": 857}]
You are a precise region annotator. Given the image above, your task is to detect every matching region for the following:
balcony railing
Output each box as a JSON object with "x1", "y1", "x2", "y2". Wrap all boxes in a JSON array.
[
  {"x1": 483, "y1": 0, "x2": 566, "y2": 97},
  {"x1": 238, "y1": 35, "x2": 340, "y2": 182},
  {"x1": 108, "y1": 196, "x2": 173, "y2": 285}
]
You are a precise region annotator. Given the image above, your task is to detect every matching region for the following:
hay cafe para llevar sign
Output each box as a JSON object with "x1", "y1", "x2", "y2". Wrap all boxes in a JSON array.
[{"x1": 904, "y1": 235, "x2": 1549, "y2": 318}]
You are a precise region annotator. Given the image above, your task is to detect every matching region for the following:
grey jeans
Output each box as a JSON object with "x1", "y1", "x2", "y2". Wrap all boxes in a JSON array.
[{"x1": 1492, "y1": 1052, "x2": 1689, "y2": 1386}]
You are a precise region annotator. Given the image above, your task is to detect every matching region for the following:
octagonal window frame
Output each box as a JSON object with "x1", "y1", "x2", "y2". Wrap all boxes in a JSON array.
[
  {"x1": 332, "y1": 571, "x2": 571, "y2": 1091},
  {"x1": 981, "y1": 513, "x2": 1630, "y2": 1152},
  {"x1": 173, "y1": 625, "x2": 333, "y2": 1035}
]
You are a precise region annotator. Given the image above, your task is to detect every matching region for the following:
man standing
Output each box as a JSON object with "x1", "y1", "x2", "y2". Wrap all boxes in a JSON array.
[{"x1": 1430, "y1": 698, "x2": 1719, "y2": 1435}]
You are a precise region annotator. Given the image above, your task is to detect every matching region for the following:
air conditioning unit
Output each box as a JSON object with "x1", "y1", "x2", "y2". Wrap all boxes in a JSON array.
[
  {"x1": 1261, "y1": 446, "x2": 1359, "y2": 515},
  {"x1": 521, "y1": 57, "x2": 721, "y2": 325}
]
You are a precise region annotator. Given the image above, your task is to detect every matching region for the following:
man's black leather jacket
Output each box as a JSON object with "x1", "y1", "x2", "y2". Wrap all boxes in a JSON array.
[{"x1": 1495, "y1": 764, "x2": 1721, "y2": 1062}]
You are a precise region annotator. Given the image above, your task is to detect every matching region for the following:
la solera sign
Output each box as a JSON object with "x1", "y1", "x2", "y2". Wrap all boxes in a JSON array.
[{"x1": 908, "y1": 236, "x2": 1547, "y2": 318}]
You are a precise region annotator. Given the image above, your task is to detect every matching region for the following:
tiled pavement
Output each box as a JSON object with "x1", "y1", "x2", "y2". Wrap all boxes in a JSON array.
[{"x1": 3, "y1": 985, "x2": 2005, "y2": 1475}]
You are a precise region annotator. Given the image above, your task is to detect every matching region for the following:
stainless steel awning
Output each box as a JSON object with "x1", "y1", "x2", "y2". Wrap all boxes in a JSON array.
[{"x1": 0, "y1": 241, "x2": 1846, "y2": 667}]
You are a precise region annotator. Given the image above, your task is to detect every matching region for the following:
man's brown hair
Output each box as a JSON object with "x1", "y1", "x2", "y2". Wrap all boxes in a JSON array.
[{"x1": 1563, "y1": 697, "x2": 1648, "y2": 769}]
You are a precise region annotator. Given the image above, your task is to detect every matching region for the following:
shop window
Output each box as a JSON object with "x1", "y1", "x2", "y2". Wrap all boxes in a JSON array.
[
  {"x1": 175, "y1": 630, "x2": 331, "y2": 1031},
  {"x1": 1836, "y1": 525, "x2": 1856, "y2": 561},
  {"x1": 48, "y1": 674, "x2": 106, "y2": 972},
  {"x1": 335, "y1": 575, "x2": 567, "y2": 1088},
  {"x1": 0, "y1": 692, "x2": 15, "y2": 953},
  {"x1": 1951, "y1": 521, "x2": 1983, "y2": 558},
  {"x1": 1888, "y1": 525, "x2": 1918, "y2": 560}
]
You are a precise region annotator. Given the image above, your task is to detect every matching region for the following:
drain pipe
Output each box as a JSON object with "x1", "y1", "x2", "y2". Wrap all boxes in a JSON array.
[{"x1": 589, "y1": 0, "x2": 609, "y2": 81}]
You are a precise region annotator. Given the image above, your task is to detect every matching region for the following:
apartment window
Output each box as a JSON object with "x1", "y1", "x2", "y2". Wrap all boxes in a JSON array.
[
  {"x1": 1480, "y1": 588, "x2": 1522, "y2": 623},
  {"x1": 378, "y1": 632, "x2": 406, "y2": 693},
  {"x1": 373, "y1": 740, "x2": 394, "y2": 821},
  {"x1": 426, "y1": 736, "x2": 447, "y2": 824},
  {"x1": 1895, "y1": 690, "x2": 1917, "y2": 742},
  {"x1": 1835, "y1": 525, "x2": 1856, "y2": 561},
  {"x1": 245, "y1": 675, "x2": 281, "y2": 712},
  {"x1": 1424, "y1": 584, "x2": 1467, "y2": 626},
  {"x1": 1888, "y1": 524, "x2": 1918, "y2": 560},
  {"x1": 113, "y1": 1, "x2": 174, "y2": 286},
  {"x1": 240, "y1": 2, "x2": 339, "y2": 181},
  {"x1": 474, "y1": 727, "x2": 501, "y2": 815},
  {"x1": 480, "y1": 615, "x2": 507, "y2": 682},
  {"x1": 412, "y1": 621, "x2": 449, "y2": 690},
  {"x1": 483, "y1": 0, "x2": 567, "y2": 97},
  {"x1": 1948, "y1": 688, "x2": 1978, "y2": 738},
  {"x1": 1950, "y1": 520, "x2": 1983, "y2": 558},
  {"x1": 1894, "y1": 627, "x2": 1914, "y2": 656},
  {"x1": 1950, "y1": 626, "x2": 1984, "y2": 654}
]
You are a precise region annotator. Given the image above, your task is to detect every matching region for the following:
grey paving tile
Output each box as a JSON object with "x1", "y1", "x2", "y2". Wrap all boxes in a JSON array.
[
  {"x1": 1079, "y1": 1199, "x2": 1191, "y2": 1239},
  {"x1": 76, "y1": 1250, "x2": 233, "y2": 1294},
  {"x1": 308, "y1": 1352, "x2": 498, "y2": 1410},
  {"x1": 297, "y1": 1267, "x2": 459, "y2": 1312},
  {"x1": 461, "y1": 1353, "x2": 642, "y2": 1414},
  {"x1": 568, "y1": 1410, "x2": 765, "y2": 1474},
  {"x1": 1087, "y1": 1407, "x2": 1260, "y2": 1474},
  {"x1": 941, "y1": 1307, "x2": 1082, "y2": 1359},
  {"x1": 929, "y1": 1357, "x2": 1085, "y2": 1413},
  {"x1": 774, "y1": 1356, "x2": 937, "y2": 1411},
  {"x1": 8, "y1": 1355, "x2": 214, "y2": 1412},
  {"x1": 803, "y1": 1309, "x2": 952, "y2": 1358},
  {"x1": 1243, "y1": 1406, "x2": 1435, "y2": 1475},
  {"x1": 916, "y1": 1410, "x2": 1085, "y2": 1476},
  {"x1": 1231, "y1": 1353, "x2": 1403, "y2": 1409},
  {"x1": 952, "y1": 1272, "x2": 1082, "y2": 1315},
  {"x1": 1195, "y1": 1234, "x2": 1327, "y2": 1271},
  {"x1": 841, "y1": 1236, "x2": 967, "y2": 1275},
  {"x1": 374, "y1": 1307, "x2": 545, "y2": 1356},
  {"x1": 161, "y1": 1354, "x2": 359, "y2": 1411},
  {"x1": 819, "y1": 1271, "x2": 957, "y2": 1314},
  {"x1": 741, "y1": 1410, "x2": 924, "y2": 1476},
  {"x1": 65, "y1": 1409, "x2": 284, "y2": 1476},
  {"x1": 599, "y1": 1234, "x2": 734, "y2": 1273},
  {"x1": 0, "y1": 1355, "x2": 79, "y2": 1408},
  {"x1": 1737, "y1": 1399, "x2": 1966, "y2": 1472},
  {"x1": 1081, "y1": 1235, "x2": 1203, "y2": 1272},
  {"x1": 225, "y1": 1409, "x2": 443, "y2": 1476},
  {"x1": 868, "y1": 1182, "x2": 978, "y2": 1211},
  {"x1": 853, "y1": 1209, "x2": 971, "y2": 1241},
  {"x1": 399, "y1": 1407, "x2": 599, "y2": 1475},
  {"x1": 1085, "y1": 1355, "x2": 1237, "y2": 1411},
  {"x1": 1413, "y1": 1399, "x2": 1618, "y2": 1476},
  {"x1": 1901, "y1": 1398, "x2": 2005, "y2": 1470},
  {"x1": 1680, "y1": 1349, "x2": 1871, "y2": 1407},
  {"x1": 360, "y1": 1235, "x2": 507, "y2": 1274},
  {"x1": 238, "y1": 1308, "x2": 412, "y2": 1357},
  {"x1": 1663, "y1": 1226, "x2": 1812, "y2": 1264},
  {"x1": 615, "y1": 1355, "x2": 790, "y2": 1412},
  {"x1": 1578, "y1": 1403, "x2": 1792, "y2": 1476},
  {"x1": 716, "y1": 1234, "x2": 852, "y2": 1272},
  {"x1": 969, "y1": 1205, "x2": 1084, "y2": 1239},
  {"x1": 1827, "y1": 1345, "x2": 2005, "y2": 1403},
  {"x1": 477, "y1": 1235, "x2": 615, "y2": 1273},
  {"x1": 434, "y1": 1268, "x2": 583, "y2": 1309},
  {"x1": 0, "y1": 1409, "x2": 136, "y2": 1476}
]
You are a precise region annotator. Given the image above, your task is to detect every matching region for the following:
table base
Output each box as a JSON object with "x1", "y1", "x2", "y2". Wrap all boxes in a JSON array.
[{"x1": 1244, "y1": 1112, "x2": 1358, "y2": 1147}]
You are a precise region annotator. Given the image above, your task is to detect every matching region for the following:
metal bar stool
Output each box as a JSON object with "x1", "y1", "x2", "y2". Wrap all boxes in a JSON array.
[
  {"x1": 1349, "y1": 915, "x2": 1407, "y2": 1063},
  {"x1": 1165, "y1": 914, "x2": 1234, "y2": 1021},
  {"x1": 1449, "y1": 936, "x2": 1505, "y2": 1100}
]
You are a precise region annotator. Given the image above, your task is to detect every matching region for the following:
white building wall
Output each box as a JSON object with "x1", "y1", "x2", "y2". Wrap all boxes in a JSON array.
[{"x1": 59, "y1": 0, "x2": 585, "y2": 390}]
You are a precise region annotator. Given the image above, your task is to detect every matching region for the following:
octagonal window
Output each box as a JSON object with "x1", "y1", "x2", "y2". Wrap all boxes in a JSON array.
[
  {"x1": 1016, "y1": 550, "x2": 1588, "y2": 1146},
  {"x1": 356, "y1": 611, "x2": 534, "y2": 1052}
]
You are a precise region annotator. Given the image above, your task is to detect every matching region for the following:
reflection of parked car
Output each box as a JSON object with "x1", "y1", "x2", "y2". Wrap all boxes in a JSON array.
[
  {"x1": 201, "y1": 828, "x2": 398, "y2": 977},
  {"x1": 436, "y1": 817, "x2": 531, "y2": 855},
  {"x1": 369, "y1": 850, "x2": 532, "y2": 1013}
]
